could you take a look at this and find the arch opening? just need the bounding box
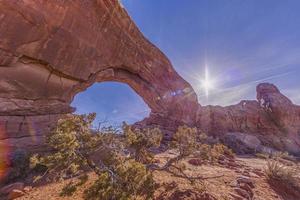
[71,81,151,127]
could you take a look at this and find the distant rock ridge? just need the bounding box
[139,83,300,155]
[0,0,299,162]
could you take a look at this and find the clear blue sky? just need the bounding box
[72,0,300,126]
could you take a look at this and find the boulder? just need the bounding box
[223,132,261,154]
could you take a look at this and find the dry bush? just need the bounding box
[265,160,300,198]
[195,143,234,164]
[172,125,199,157]
[256,151,296,163]
[271,151,297,162]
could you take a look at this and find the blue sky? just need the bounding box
[72,0,300,125]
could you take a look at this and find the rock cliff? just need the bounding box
[0,0,197,152]
[198,83,300,154]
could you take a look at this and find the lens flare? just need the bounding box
[201,66,215,97]
[26,118,38,143]
[0,122,10,182]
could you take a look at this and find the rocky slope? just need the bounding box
[139,83,300,155]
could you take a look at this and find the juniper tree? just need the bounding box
[31,113,159,200]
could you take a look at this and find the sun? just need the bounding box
[201,67,214,97]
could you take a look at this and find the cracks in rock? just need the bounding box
[17,116,25,136]
[19,55,85,82]
[3,53,165,115]
[0,134,44,141]
[4,2,36,26]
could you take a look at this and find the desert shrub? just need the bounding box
[30,113,101,181]
[271,151,296,162]
[60,182,77,197]
[172,125,199,157]
[123,123,162,164]
[31,113,158,200]
[256,151,295,162]
[84,159,156,200]
[211,144,234,159]
[6,149,30,182]
[265,160,300,197]
[171,126,234,160]
[196,144,211,160]
[195,143,234,164]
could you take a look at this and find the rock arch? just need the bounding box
[1,0,300,155]
[0,0,199,148]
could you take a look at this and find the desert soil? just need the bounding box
[17,151,299,200]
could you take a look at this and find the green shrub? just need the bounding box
[84,159,156,200]
[172,125,199,157]
[195,143,234,163]
[60,182,77,197]
[123,123,162,164]
[32,113,158,199]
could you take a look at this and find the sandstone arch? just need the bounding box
[1,0,300,156]
[0,0,198,122]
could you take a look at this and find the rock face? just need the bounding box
[0,0,198,154]
[198,83,300,154]
[0,0,299,163]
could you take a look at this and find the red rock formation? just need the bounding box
[197,83,300,154]
[0,0,198,152]
[0,0,299,158]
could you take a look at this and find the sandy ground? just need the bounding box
[16,152,300,200]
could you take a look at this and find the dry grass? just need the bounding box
[264,160,300,199]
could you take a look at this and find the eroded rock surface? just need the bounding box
[0,0,299,162]
[0,0,198,157]
[198,83,300,154]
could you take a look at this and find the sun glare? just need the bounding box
[201,67,214,97]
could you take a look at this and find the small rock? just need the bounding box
[252,169,264,177]
[229,192,245,200]
[239,183,253,198]
[227,162,240,168]
[188,158,203,166]
[234,188,250,199]
[242,171,250,176]
[218,160,226,165]
[237,176,254,188]
[23,186,32,193]
[0,182,24,195]
[229,180,238,187]
[219,155,226,161]
[8,189,25,200]
[248,172,260,178]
